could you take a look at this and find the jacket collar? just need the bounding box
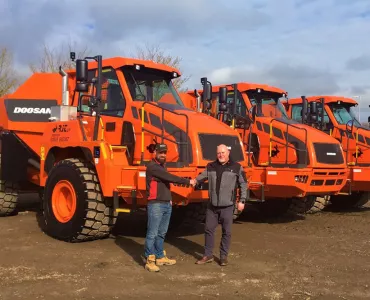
[211,159,233,167]
[153,158,165,167]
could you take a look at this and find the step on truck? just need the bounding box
[183,80,349,216]
[0,53,248,242]
[283,95,370,210]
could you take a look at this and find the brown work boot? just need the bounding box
[220,257,228,266]
[195,255,214,264]
[145,255,160,272]
[156,250,176,266]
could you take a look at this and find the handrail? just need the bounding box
[100,118,105,140]
[140,101,190,166]
[269,118,308,167]
[340,126,370,165]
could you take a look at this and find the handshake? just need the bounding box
[189,178,197,187]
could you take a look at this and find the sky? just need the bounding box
[1,0,370,121]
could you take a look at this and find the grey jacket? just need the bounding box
[196,160,247,207]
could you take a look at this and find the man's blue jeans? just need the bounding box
[144,201,172,259]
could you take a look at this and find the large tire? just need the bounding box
[288,196,330,214]
[0,180,19,217]
[329,192,370,210]
[254,198,293,218]
[0,153,19,217]
[170,202,208,230]
[41,158,117,242]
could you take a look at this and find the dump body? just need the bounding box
[284,95,370,194]
[183,83,349,201]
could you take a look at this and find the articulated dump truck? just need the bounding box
[0,53,248,242]
[283,95,370,211]
[182,79,349,216]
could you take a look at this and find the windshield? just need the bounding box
[328,103,361,127]
[245,90,288,119]
[121,66,184,106]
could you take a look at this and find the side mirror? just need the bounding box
[218,87,228,112]
[346,119,354,133]
[310,102,317,115]
[200,77,212,113]
[76,59,88,82]
[310,102,318,122]
[201,77,212,101]
[218,87,227,103]
[204,83,212,101]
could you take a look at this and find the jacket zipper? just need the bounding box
[217,172,224,207]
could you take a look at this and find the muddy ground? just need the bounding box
[1,195,370,300]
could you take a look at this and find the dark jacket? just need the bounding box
[196,159,247,207]
[146,159,190,202]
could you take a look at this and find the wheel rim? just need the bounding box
[51,180,77,223]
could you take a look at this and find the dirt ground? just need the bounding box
[1,195,370,300]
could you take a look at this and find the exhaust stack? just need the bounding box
[59,67,69,106]
[49,66,77,122]
[194,89,201,112]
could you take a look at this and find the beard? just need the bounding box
[156,156,166,164]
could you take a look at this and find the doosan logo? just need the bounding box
[13,107,51,114]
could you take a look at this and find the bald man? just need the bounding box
[193,144,247,266]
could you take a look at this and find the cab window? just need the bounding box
[291,103,331,126]
[79,68,126,117]
[211,90,246,116]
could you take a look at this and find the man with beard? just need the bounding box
[144,143,195,272]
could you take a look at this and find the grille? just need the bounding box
[313,143,344,164]
[198,133,244,162]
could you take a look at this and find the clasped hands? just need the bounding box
[189,178,197,187]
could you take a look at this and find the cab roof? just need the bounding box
[66,56,181,75]
[211,82,287,94]
[287,95,358,105]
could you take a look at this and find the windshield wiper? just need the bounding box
[129,72,146,100]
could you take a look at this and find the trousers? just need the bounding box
[204,204,234,259]
[144,201,172,259]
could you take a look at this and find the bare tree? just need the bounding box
[133,43,191,91]
[29,41,91,73]
[0,47,20,97]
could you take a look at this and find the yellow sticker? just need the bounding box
[40,146,45,161]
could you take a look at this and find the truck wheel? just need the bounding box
[354,192,370,207]
[0,180,19,217]
[169,202,207,230]
[255,198,292,218]
[0,153,19,217]
[182,202,208,225]
[288,196,330,214]
[329,192,370,210]
[42,158,117,242]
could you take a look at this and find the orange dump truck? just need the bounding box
[0,54,248,241]
[182,79,349,215]
[283,95,370,210]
